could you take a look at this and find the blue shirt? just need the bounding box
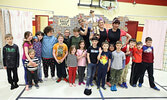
[98,51,111,69]
[42,35,58,58]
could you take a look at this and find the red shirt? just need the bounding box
[132,47,142,63]
[121,45,133,65]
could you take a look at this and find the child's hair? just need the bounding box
[28,49,35,54]
[98,17,105,24]
[129,38,136,43]
[112,17,120,24]
[35,31,44,37]
[91,36,99,41]
[78,40,86,50]
[23,31,32,46]
[137,41,143,45]
[64,29,70,33]
[145,37,152,42]
[116,41,122,45]
[57,34,64,39]
[78,18,84,24]
[102,41,109,47]
[69,45,76,54]
[73,27,80,32]
[5,34,13,39]
[43,26,54,35]
[109,43,114,47]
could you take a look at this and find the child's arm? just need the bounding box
[66,55,70,70]
[97,47,102,60]
[2,47,7,69]
[87,53,91,64]
[107,59,111,72]
[16,45,20,67]
[80,21,88,36]
[122,53,126,68]
[24,46,35,65]
[52,47,59,63]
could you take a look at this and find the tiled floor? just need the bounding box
[0,66,167,100]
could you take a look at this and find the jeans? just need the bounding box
[22,59,28,85]
[86,63,97,87]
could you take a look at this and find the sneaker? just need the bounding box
[14,83,19,88]
[152,86,160,91]
[63,78,68,82]
[113,84,117,91]
[39,79,43,83]
[106,82,111,87]
[118,83,124,88]
[35,84,39,89]
[11,85,15,90]
[138,83,142,87]
[82,82,85,85]
[73,83,76,87]
[123,82,128,88]
[90,83,94,87]
[44,77,48,81]
[110,86,114,91]
[28,85,32,89]
[78,82,81,85]
[52,76,56,80]
[132,84,136,87]
[102,86,106,90]
[56,78,61,83]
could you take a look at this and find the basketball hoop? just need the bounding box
[100,0,118,15]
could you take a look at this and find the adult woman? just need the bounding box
[108,18,131,46]
[79,19,91,49]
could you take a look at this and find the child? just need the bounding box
[130,41,143,87]
[42,26,58,81]
[53,34,68,83]
[97,41,111,90]
[140,37,160,91]
[106,43,115,87]
[68,27,83,49]
[86,37,99,88]
[63,29,70,46]
[3,34,19,90]
[24,49,39,89]
[76,40,87,85]
[67,45,78,87]
[119,39,136,88]
[22,31,33,91]
[33,31,44,83]
[110,41,125,91]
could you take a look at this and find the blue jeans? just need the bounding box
[86,63,97,87]
[22,59,28,85]
[37,57,42,80]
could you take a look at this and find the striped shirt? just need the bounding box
[24,57,39,71]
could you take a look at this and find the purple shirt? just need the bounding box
[33,41,42,58]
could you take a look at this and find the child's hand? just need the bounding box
[107,67,110,72]
[126,51,130,55]
[34,63,38,67]
[67,67,69,70]
[99,47,102,53]
[4,66,7,69]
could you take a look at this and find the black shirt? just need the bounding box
[3,44,20,68]
[63,36,69,47]
[98,28,107,47]
[80,27,91,49]
[87,46,99,64]
[108,28,121,45]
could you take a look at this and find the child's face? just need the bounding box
[109,45,115,51]
[145,41,152,47]
[64,30,70,37]
[58,36,64,43]
[102,44,109,51]
[137,44,143,50]
[98,20,104,28]
[79,20,84,26]
[47,30,53,36]
[112,23,119,30]
[73,31,79,37]
[6,37,13,45]
[80,42,85,49]
[129,41,136,48]
[116,44,122,50]
[29,52,35,59]
[71,48,76,54]
[37,34,43,41]
[92,40,98,46]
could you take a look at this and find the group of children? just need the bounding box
[3,25,160,92]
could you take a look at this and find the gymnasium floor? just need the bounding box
[0,66,167,100]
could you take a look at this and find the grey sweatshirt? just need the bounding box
[67,54,78,67]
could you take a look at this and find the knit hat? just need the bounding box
[84,88,92,96]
